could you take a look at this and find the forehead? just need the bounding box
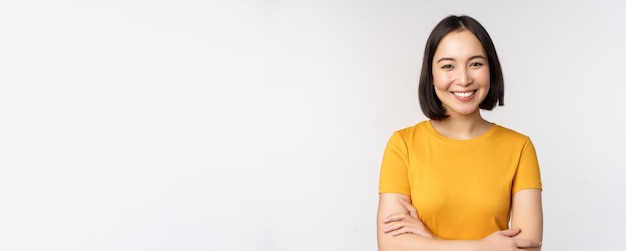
[434,29,486,58]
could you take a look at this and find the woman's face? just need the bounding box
[432,29,490,118]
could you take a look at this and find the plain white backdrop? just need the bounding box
[1,1,625,250]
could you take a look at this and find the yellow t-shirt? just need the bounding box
[379,121,542,240]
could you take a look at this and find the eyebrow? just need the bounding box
[436,55,487,63]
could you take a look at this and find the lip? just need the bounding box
[451,90,476,100]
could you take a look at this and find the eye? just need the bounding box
[441,64,453,69]
[470,62,484,67]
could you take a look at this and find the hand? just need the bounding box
[479,228,542,251]
[381,199,436,238]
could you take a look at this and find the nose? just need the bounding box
[457,68,472,86]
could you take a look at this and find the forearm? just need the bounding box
[378,193,478,251]
[511,189,543,251]
[516,244,540,251]
[510,217,542,251]
[512,235,541,251]
[378,233,479,251]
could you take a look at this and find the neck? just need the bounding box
[430,112,492,140]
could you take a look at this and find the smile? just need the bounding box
[453,91,476,98]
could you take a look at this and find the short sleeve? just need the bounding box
[512,138,543,193]
[378,132,410,195]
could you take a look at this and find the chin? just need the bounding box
[450,108,480,116]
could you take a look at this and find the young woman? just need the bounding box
[376,15,543,251]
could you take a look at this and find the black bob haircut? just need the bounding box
[418,15,504,120]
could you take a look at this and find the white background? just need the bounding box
[1,1,624,250]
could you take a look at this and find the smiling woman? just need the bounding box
[432,30,491,119]
[376,15,543,251]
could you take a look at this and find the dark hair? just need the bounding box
[418,15,504,120]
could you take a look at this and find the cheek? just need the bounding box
[478,69,490,85]
[432,71,451,88]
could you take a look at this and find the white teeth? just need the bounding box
[454,91,474,98]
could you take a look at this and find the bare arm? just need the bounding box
[377,193,479,251]
[377,193,541,251]
[510,189,543,251]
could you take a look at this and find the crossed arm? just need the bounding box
[376,189,543,251]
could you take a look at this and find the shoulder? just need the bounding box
[491,124,537,151]
[393,120,430,137]
[385,121,432,149]
[493,124,532,141]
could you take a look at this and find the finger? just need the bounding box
[514,239,542,248]
[382,214,408,223]
[499,228,521,237]
[391,227,433,238]
[390,227,413,236]
[390,230,406,236]
[383,222,405,233]
[400,199,418,219]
